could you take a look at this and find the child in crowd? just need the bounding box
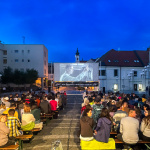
[6,109,21,138]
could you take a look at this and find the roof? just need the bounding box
[95,49,149,67]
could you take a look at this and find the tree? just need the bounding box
[1,67,13,84]
[26,69,38,86]
[13,69,26,85]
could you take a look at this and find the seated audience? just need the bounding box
[31,105,43,130]
[0,114,15,148]
[117,109,139,144]
[94,108,112,143]
[140,110,150,141]
[6,109,21,137]
[0,104,6,115]
[122,101,130,114]
[3,104,18,119]
[40,96,51,114]
[80,109,95,141]
[113,101,128,132]
[92,97,103,123]
[21,105,35,131]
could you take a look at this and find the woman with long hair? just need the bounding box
[140,110,150,141]
[94,108,112,143]
[80,108,95,141]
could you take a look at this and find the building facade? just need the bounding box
[0,44,48,89]
[96,49,150,95]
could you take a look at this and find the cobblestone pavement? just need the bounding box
[23,94,82,150]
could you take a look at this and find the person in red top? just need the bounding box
[49,96,57,111]
[49,95,58,119]
[64,91,67,96]
[35,96,40,108]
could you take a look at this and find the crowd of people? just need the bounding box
[0,90,67,148]
[80,91,150,149]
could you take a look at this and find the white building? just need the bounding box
[95,49,150,95]
[0,43,48,89]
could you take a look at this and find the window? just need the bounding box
[134,84,137,91]
[134,71,137,77]
[3,50,7,55]
[22,50,24,53]
[101,70,106,76]
[114,69,118,77]
[27,50,30,53]
[50,75,53,78]
[44,61,46,65]
[22,59,24,62]
[113,60,119,62]
[3,59,7,64]
[114,84,118,90]
[14,50,18,53]
[108,60,111,62]
[45,69,46,74]
[124,60,129,62]
[139,84,142,91]
[15,59,19,62]
[28,59,30,62]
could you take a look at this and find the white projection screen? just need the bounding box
[54,63,98,82]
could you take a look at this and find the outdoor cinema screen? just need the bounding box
[54,63,98,82]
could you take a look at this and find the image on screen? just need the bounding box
[54,63,98,82]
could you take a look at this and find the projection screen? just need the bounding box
[54,63,98,82]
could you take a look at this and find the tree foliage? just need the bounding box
[1,67,13,84]
[1,67,38,85]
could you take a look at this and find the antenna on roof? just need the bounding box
[22,36,25,44]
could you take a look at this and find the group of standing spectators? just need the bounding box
[0,90,67,148]
[80,91,150,149]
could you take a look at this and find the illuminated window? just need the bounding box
[114,84,118,90]
[139,84,142,91]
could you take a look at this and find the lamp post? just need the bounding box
[141,68,147,95]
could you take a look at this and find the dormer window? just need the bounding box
[124,60,129,62]
[113,60,119,62]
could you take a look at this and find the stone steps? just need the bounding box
[23,95,82,150]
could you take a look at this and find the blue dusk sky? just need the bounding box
[0,0,150,63]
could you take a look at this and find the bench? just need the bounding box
[40,113,53,125]
[110,131,117,135]
[22,128,40,137]
[0,145,19,150]
[16,134,33,150]
[115,139,150,149]
[115,138,150,144]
